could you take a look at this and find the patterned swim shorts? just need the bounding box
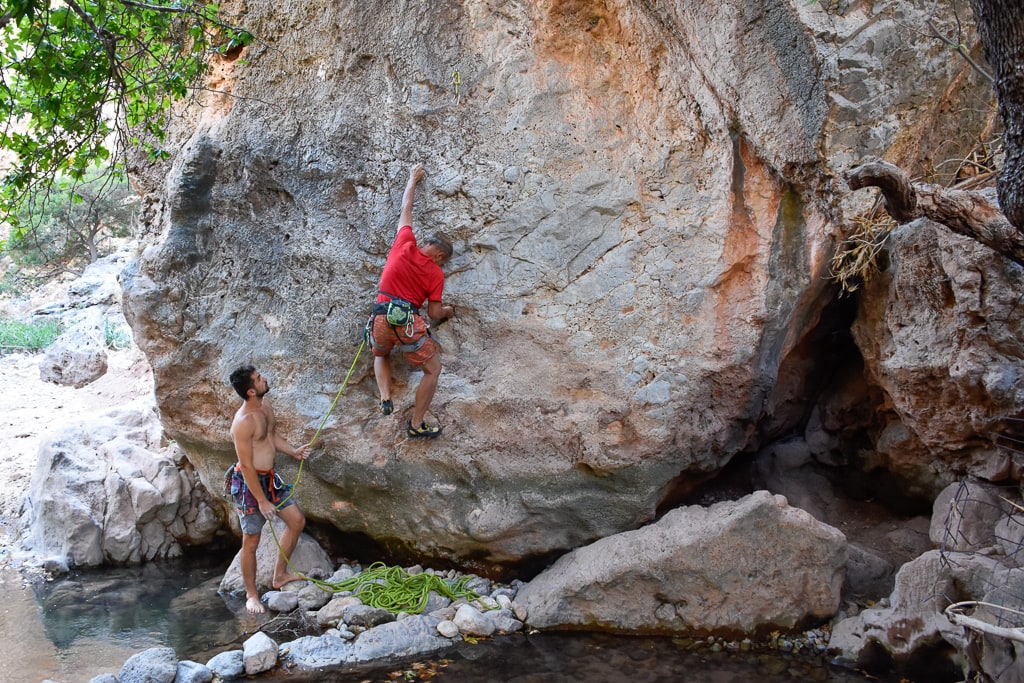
[228,467,296,535]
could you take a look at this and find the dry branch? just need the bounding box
[946,601,1024,644]
[846,161,1024,267]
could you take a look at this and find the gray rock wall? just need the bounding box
[121,0,1005,569]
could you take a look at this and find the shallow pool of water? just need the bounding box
[0,552,248,683]
[0,557,889,683]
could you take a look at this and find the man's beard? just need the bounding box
[257,384,270,398]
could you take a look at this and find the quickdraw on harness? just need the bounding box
[366,289,429,354]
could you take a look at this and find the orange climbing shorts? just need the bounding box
[368,313,436,367]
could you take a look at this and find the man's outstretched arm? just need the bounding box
[398,163,425,230]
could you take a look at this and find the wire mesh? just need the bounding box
[939,465,1024,635]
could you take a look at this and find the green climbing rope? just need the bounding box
[309,561,483,614]
[273,338,365,510]
[261,341,486,615]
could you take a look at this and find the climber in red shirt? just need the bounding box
[368,164,454,438]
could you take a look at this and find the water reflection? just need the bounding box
[263,632,883,683]
[36,555,245,659]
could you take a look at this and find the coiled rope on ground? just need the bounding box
[310,561,482,614]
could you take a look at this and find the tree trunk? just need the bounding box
[847,161,1024,266]
[969,0,1024,230]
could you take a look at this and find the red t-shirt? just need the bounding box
[377,226,444,308]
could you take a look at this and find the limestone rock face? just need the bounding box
[516,491,846,634]
[121,0,1004,567]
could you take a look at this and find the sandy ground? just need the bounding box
[0,345,154,551]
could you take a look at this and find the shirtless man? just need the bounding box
[228,365,309,614]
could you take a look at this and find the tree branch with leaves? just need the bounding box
[0,0,250,240]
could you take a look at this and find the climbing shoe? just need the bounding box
[380,399,393,416]
[407,421,442,438]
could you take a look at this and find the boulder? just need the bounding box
[349,615,452,662]
[217,518,333,595]
[243,631,278,675]
[205,650,244,680]
[278,633,353,670]
[174,661,213,683]
[452,603,494,637]
[517,491,846,634]
[118,647,177,683]
[342,604,396,629]
[119,0,1006,569]
[38,307,108,388]
[829,550,984,679]
[317,595,363,628]
[18,401,223,567]
[929,480,1004,552]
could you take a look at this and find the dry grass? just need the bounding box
[830,208,897,294]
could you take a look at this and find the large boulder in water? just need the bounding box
[517,491,847,634]
[17,401,224,568]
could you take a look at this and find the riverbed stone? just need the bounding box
[343,603,396,629]
[174,661,213,683]
[119,646,177,683]
[316,595,362,628]
[422,590,451,613]
[207,650,244,679]
[264,590,299,612]
[453,604,495,637]
[436,620,460,638]
[296,581,332,610]
[486,609,523,634]
[279,633,353,669]
[349,615,451,662]
[243,631,279,675]
[327,565,356,583]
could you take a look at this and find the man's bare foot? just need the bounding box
[272,571,304,589]
[246,596,265,614]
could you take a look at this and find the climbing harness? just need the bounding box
[367,290,427,354]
